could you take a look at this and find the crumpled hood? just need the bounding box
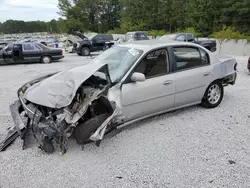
[24,63,107,109]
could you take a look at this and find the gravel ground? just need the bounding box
[0,54,249,188]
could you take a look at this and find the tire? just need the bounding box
[103,45,109,51]
[201,81,224,108]
[41,56,51,64]
[81,46,91,56]
[73,113,110,145]
[40,137,55,154]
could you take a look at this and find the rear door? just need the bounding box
[22,43,42,63]
[121,48,175,121]
[12,44,24,63]
[170,46,213,107]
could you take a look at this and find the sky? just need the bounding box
[0,0,60,22]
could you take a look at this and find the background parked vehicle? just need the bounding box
[74,32,115,56]
[0,42,64,65]
[124,31,149,42]
[159,33,217,52]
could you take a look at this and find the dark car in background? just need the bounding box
[124,31,149,42]
[0,42,64,65]
[74,32,115,56]
[159,33,217,52]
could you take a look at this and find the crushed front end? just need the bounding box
[0,64,120,154]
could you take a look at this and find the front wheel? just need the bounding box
[201,81,224,108]
[73,113,110,145]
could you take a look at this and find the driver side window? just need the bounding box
[134,49,169,78]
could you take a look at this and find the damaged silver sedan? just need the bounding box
[0,40,237,154]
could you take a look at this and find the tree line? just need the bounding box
[58,0,250,36]
[0,19,67,34]
[1,0,250,37]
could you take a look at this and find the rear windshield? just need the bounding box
[103,35,113,40]
[36,43,51,50]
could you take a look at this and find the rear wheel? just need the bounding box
[73,113,110,145]
[201,81,224,108]
[41,56,51,64]
[81,47,91,56]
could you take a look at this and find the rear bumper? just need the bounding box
[224,72,237,85]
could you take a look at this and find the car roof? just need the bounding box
[118,39,202,51]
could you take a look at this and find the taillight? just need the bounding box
[234,63,238,71]
[248,57,250,71]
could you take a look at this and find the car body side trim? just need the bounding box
[118,101,201,129]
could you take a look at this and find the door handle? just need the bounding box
[163,80,172,85]
[203,72,211,76]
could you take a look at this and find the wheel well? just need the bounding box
[81,45,90,49]
[202,79,222,100]
[82,96,113,121]
[41,55,52,59]
[40,55,52,62]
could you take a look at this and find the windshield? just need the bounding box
[159,34,176,41]
[125,34,134,42]
[91,46,143,83]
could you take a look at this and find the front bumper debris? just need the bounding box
[0,100,27,151]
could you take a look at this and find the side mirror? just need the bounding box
[131,72,146,82]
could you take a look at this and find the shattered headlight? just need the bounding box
[21,84,31,93]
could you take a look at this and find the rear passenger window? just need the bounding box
[23,43,35,51]
[173,47,208,71]
[200,49,209,65]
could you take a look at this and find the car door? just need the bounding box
[22,43,42,63]
[170,46,213,107]
[121,49,175,121]
[12,44,24,63]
